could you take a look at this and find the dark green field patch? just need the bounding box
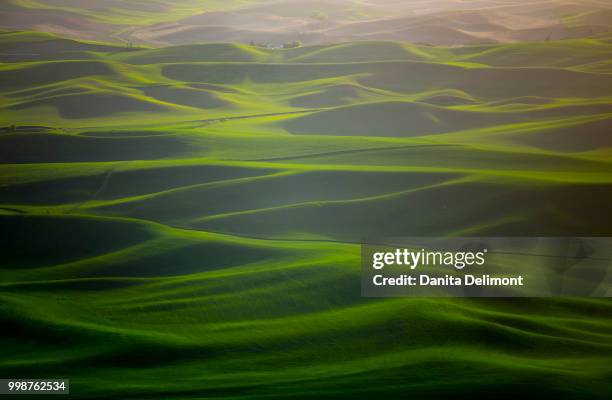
[0,132,196,163]
[0,214,155,269]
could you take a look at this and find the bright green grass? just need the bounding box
[2,213,612,398]
[1,34,612,399]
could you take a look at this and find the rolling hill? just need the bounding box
[1,26,612,400]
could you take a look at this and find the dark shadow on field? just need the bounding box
[96,171,457,223]
[82,240,286,278]
[283,101,612,137]
[197,182,612,239]
[0,61,113,90]
[9,92,169,119]
[0,174,106,205]
[0,165,275,205]
[0,132,192,163]
[515,118,612,152]
[0,214,154,269]
[100,165,276,200]
[0,214,288,278]
[142,85,231,110]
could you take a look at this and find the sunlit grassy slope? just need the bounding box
[1,32,612,399]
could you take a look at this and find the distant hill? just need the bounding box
[1,0,611,46]
[1,31,611,129]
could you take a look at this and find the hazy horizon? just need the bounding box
[1,0,611,46]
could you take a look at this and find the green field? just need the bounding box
[1,29,612,398]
